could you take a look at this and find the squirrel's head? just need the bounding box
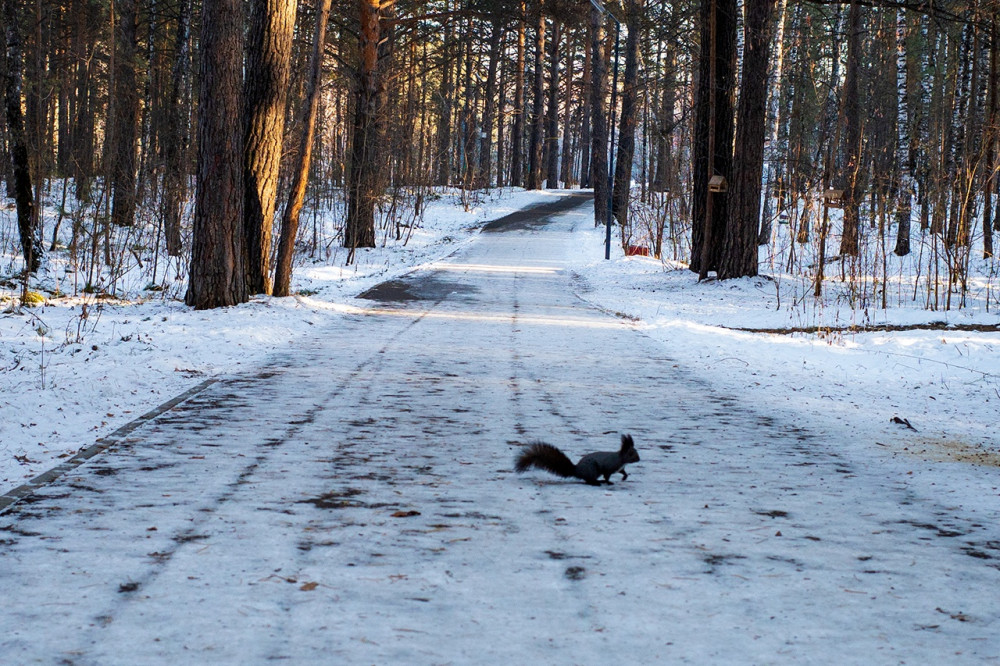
[620,434,640,463]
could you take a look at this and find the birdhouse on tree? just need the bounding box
[709,175,728,193]
[824,189,845,208]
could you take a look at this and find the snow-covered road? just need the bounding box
[2,196,998,663]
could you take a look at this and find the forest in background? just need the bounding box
[1,0,998,310]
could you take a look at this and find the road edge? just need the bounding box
[0,378,218,515]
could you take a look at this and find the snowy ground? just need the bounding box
[1,189,547,492]
[1,189,999,663]
[3,188,998,494]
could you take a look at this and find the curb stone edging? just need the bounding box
[0,378,218,515]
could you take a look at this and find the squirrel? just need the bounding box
[514,434,639,486]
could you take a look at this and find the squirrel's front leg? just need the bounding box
[620,470,628,481]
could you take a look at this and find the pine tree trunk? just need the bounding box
[719,0,776,279]
[344,0,382,252]
[70,0,96,203]
[589,5,609,226]
[757,0,788,244]
[273,0,331,297]
[653,45,675,193]
[460,20,476,188]
[579,19,592,188]
[435,8,453,186]
[611,0,642,229]
[478,19,504,189]
[2,0,42,273]
[243,0,297,294]
[955,15,979,250]
[839,0,863,256]
[691,0,737,276]
[983,13,997,257]
[496,45,507,188]
[160,0,191,257]
[510,4,526,187]
[186,0,247,309]
[559,30,576,189]
[544,20,561,189]
[527,9,546,190]
[110,0,139,228]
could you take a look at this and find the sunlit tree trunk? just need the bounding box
[344,0,384,252]
[242,0,297,294]
[273,0,331,297]
[185,0,247,309]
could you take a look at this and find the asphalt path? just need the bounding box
[1,193,998,663]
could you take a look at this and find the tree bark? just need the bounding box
[690,0,737,275]
[757,0,788,244]
[161,0,192,257]
[344,0,383,252]
[893,7,913,257]
[589,5,609,226]
[109,0,139,228]
[839,0,862,256]
[435,7,453,186]
[718,0,775,279]
[579,18,592,188]
[70,0,97,203]
[510,3,526,187]
[2,0,41,273]
[652,44,675,193]
[544,19,560,189]
[242,0,297,294]
[983,12,998,257]
[273,0,331,297]
[478,18,504,189]
[559,28,576,189]
[527,7,545,190]
[459,17,476,187]
[185,0,247,309]
[611,0,642,229]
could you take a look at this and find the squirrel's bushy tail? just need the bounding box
[515,442,578,479]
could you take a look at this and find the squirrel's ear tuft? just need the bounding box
[621,434,634,450]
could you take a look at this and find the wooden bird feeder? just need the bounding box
[708,175,728,193]
[824,188,845,208]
